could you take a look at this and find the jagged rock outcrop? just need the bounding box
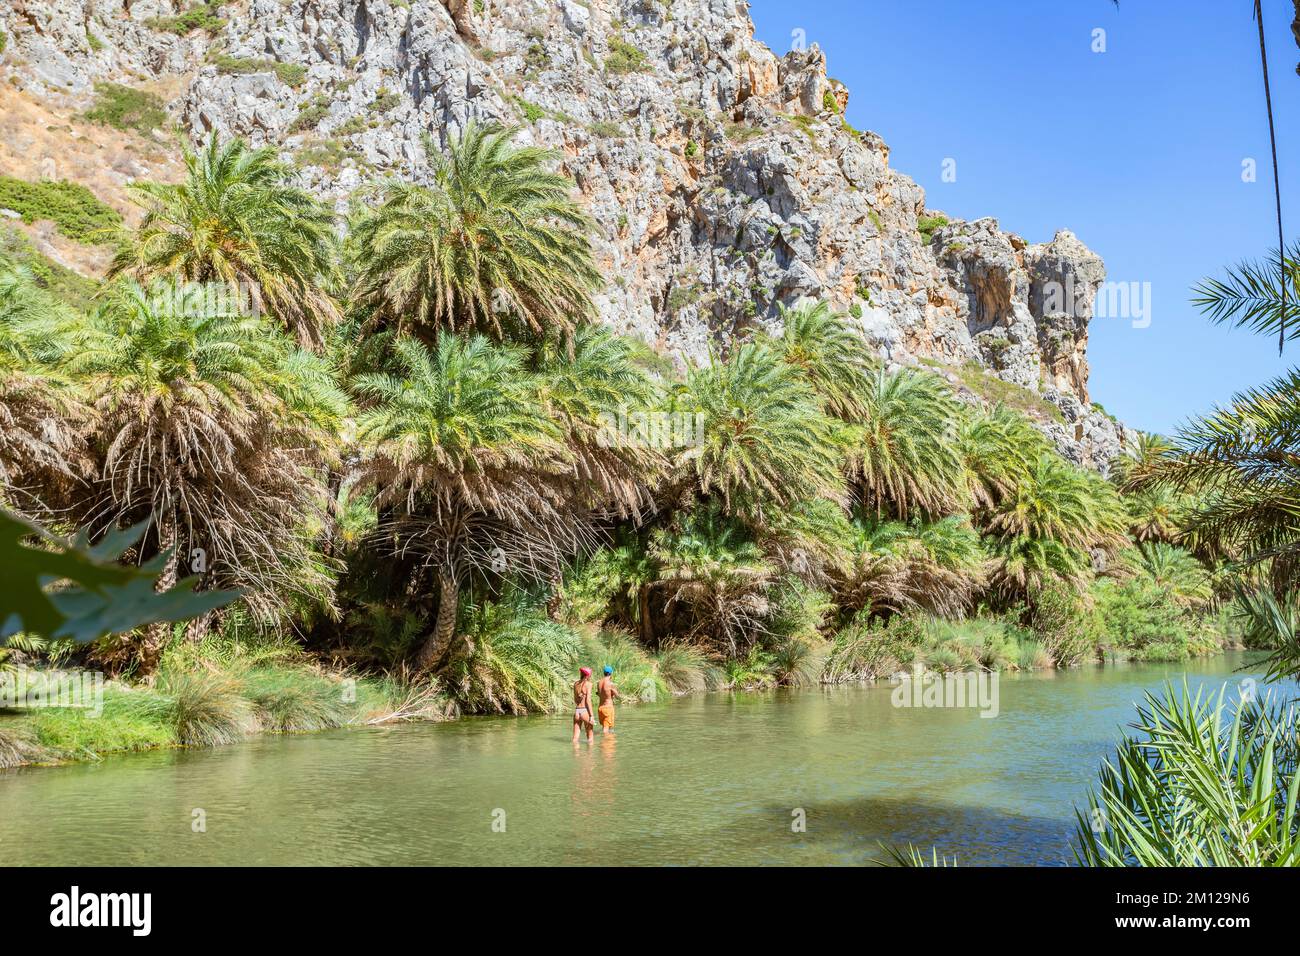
[0,0,1128,469]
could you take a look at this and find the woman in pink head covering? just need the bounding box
[572,667,595,744]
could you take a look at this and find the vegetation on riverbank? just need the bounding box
[0,630,450,768]
[0,126,1281,774]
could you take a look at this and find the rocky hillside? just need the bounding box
[0,0,1127,469]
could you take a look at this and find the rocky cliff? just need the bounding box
[0,0,1127,469]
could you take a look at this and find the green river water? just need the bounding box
[1,652,1290,866]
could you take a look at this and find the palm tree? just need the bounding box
[349,123,600,343]
[765,300,875,419]
[989,453,1123,551]
[987,452,1125,597]
[1110,431,1175,487]
[68,279,345,663]
[650,505,775,656]
[1119,542,1213,609]
[844,367,966,519]
[677,343,847,521]
[957,403,1049,511]
[836,514,987,618]
[1130,368,1300,591]
[353,333,586,670]
[535,325,665,518]
[0,262,88,506]
[1121,485,1185,543]
[111,136,341,350]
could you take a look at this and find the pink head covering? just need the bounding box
[579,667,592,678]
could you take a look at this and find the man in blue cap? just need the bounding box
[596,665,619,734]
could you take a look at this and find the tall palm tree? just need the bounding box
[677,343,847,521]
[349,124,601,343]
[0,262,88,505]
[844,367,966,519]
[989,452,1123,551]
[68,279,345,663]
[765,300,875,420]
[353,333,585,670]
[111,136,341,351]
[1119,542,1213,609]
[836,514,987,618]
[650,505,775,656]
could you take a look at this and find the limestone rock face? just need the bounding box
[0,0,1127,468]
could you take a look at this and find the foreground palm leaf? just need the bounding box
[1192,241,1299,347]
[0,510,236,643]
[1074,682,1300,866]
[1233,585,1300,684]
[1129,368,1300,589]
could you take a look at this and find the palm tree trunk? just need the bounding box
[639,584,654,646]
[139,519,181,673]
[414,572,459,670]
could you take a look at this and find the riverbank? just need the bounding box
[1,605,1238,770]
[0,639,454,770]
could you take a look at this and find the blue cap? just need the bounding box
[603,665,613,675]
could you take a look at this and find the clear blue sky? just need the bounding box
[747,0,1298,435]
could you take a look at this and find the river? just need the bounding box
[1,652,1290,866]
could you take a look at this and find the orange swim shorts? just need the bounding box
[598,704,615,729]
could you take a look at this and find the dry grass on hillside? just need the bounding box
[0,84,184,278]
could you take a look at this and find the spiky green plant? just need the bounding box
[155,666,257,747]
[445,596,582,715]
[350,123,600,342]
[876,843,959,867]
[652,641,718,693]
[1074,682,1300,866]
[239,667,352,732]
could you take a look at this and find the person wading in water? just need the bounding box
[572,667,595,744]
[597,665,619,735]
